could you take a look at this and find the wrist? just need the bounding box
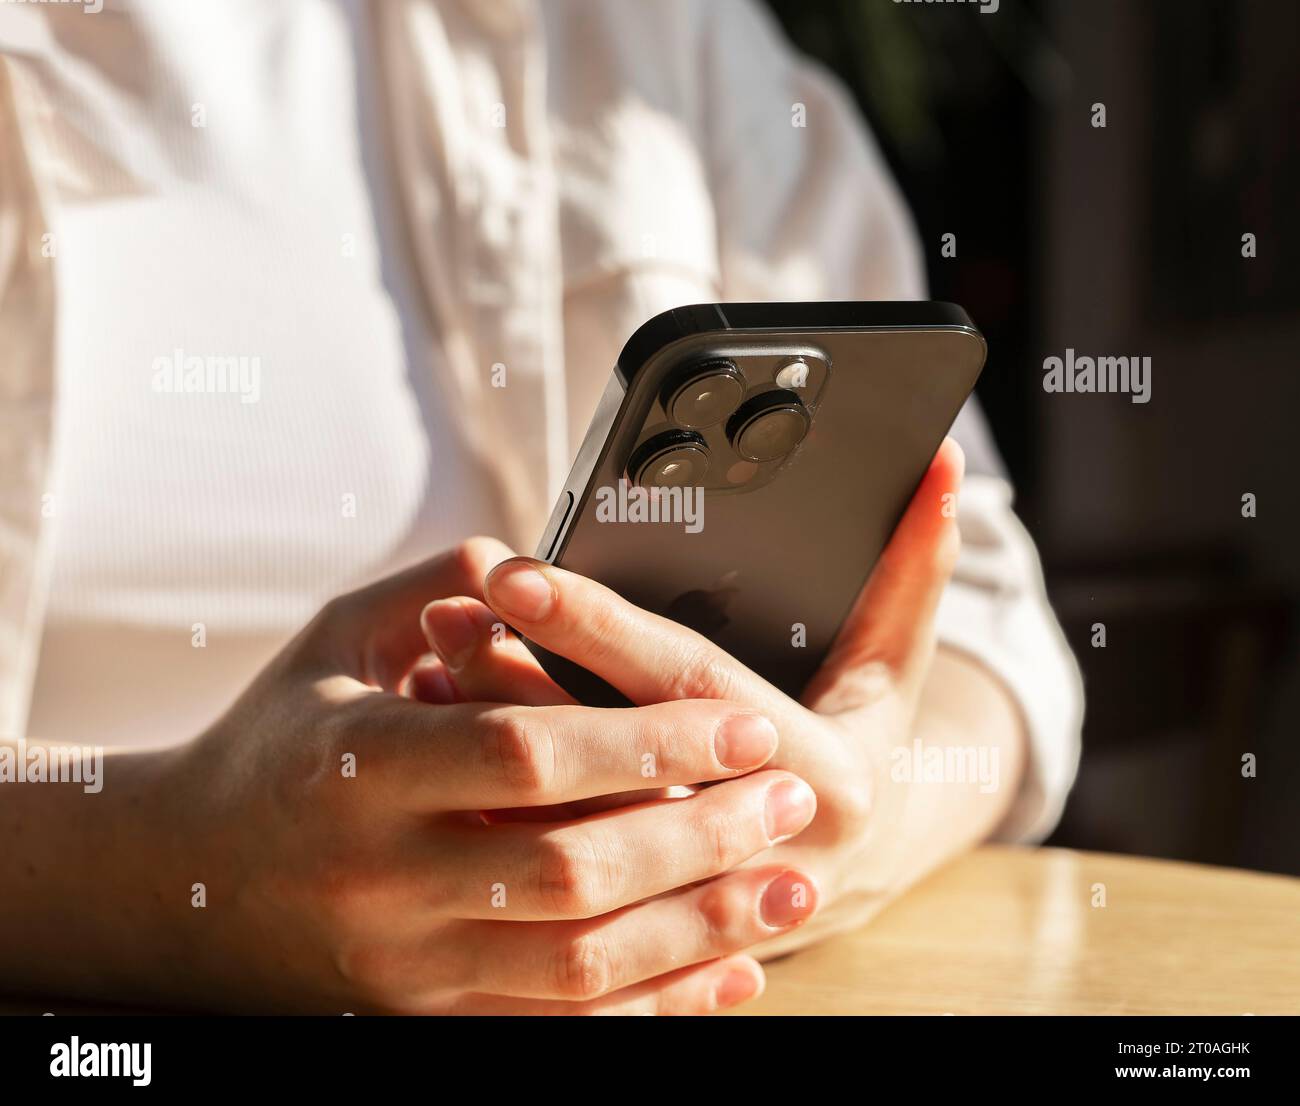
[0,740,198,1005]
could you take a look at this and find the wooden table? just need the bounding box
[727,845,1300,1015]
[4,846,1296,1016]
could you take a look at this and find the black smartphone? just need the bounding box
[530,301,986,706]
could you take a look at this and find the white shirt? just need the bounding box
[0,0,1082,840]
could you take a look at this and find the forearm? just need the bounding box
[0,741,194,1004]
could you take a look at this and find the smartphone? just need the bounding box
[530,301,986,706]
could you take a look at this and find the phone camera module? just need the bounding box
[727,389,810,463]
[663,359,745,429]
[629,429,709,488]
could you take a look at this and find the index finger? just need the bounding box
[482,556,778,712]
[320,535,514,690]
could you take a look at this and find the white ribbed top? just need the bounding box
[32,1,503,744]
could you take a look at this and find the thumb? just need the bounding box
[803,438,964,714]
[318,535,516,691]
[417,594,574,706]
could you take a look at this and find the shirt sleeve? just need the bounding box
[703,0,1083,842]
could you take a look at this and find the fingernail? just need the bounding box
[487,562,554,622]
[714,714,778,770]
[423,600,479,672]
[713,968,759,1009]
[764,779,816,844]
[760,870,818,928]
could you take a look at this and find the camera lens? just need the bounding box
[726,389,810,463]
[628,429,709,488]
[663,359,745,429]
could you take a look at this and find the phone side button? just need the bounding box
[541,491,575,561]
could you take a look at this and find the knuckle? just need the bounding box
[537,833,608,918]
[482,709,556,800]
[575,596,627,665]
[310,700,382,804]
[333,939,443,1008]
[695,880,750,944]
[633,710,685,779]
[696,807,748,872]
[312,862,379,937]
[665,644,734,702]
[821,773,873,842]
[273,726,342,812]
[333,938,393,995]
[551,933,615,1001]
[451,537,494,591]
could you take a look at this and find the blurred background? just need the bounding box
[765,0,1300,874]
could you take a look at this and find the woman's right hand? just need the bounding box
[162,538,819,1013]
